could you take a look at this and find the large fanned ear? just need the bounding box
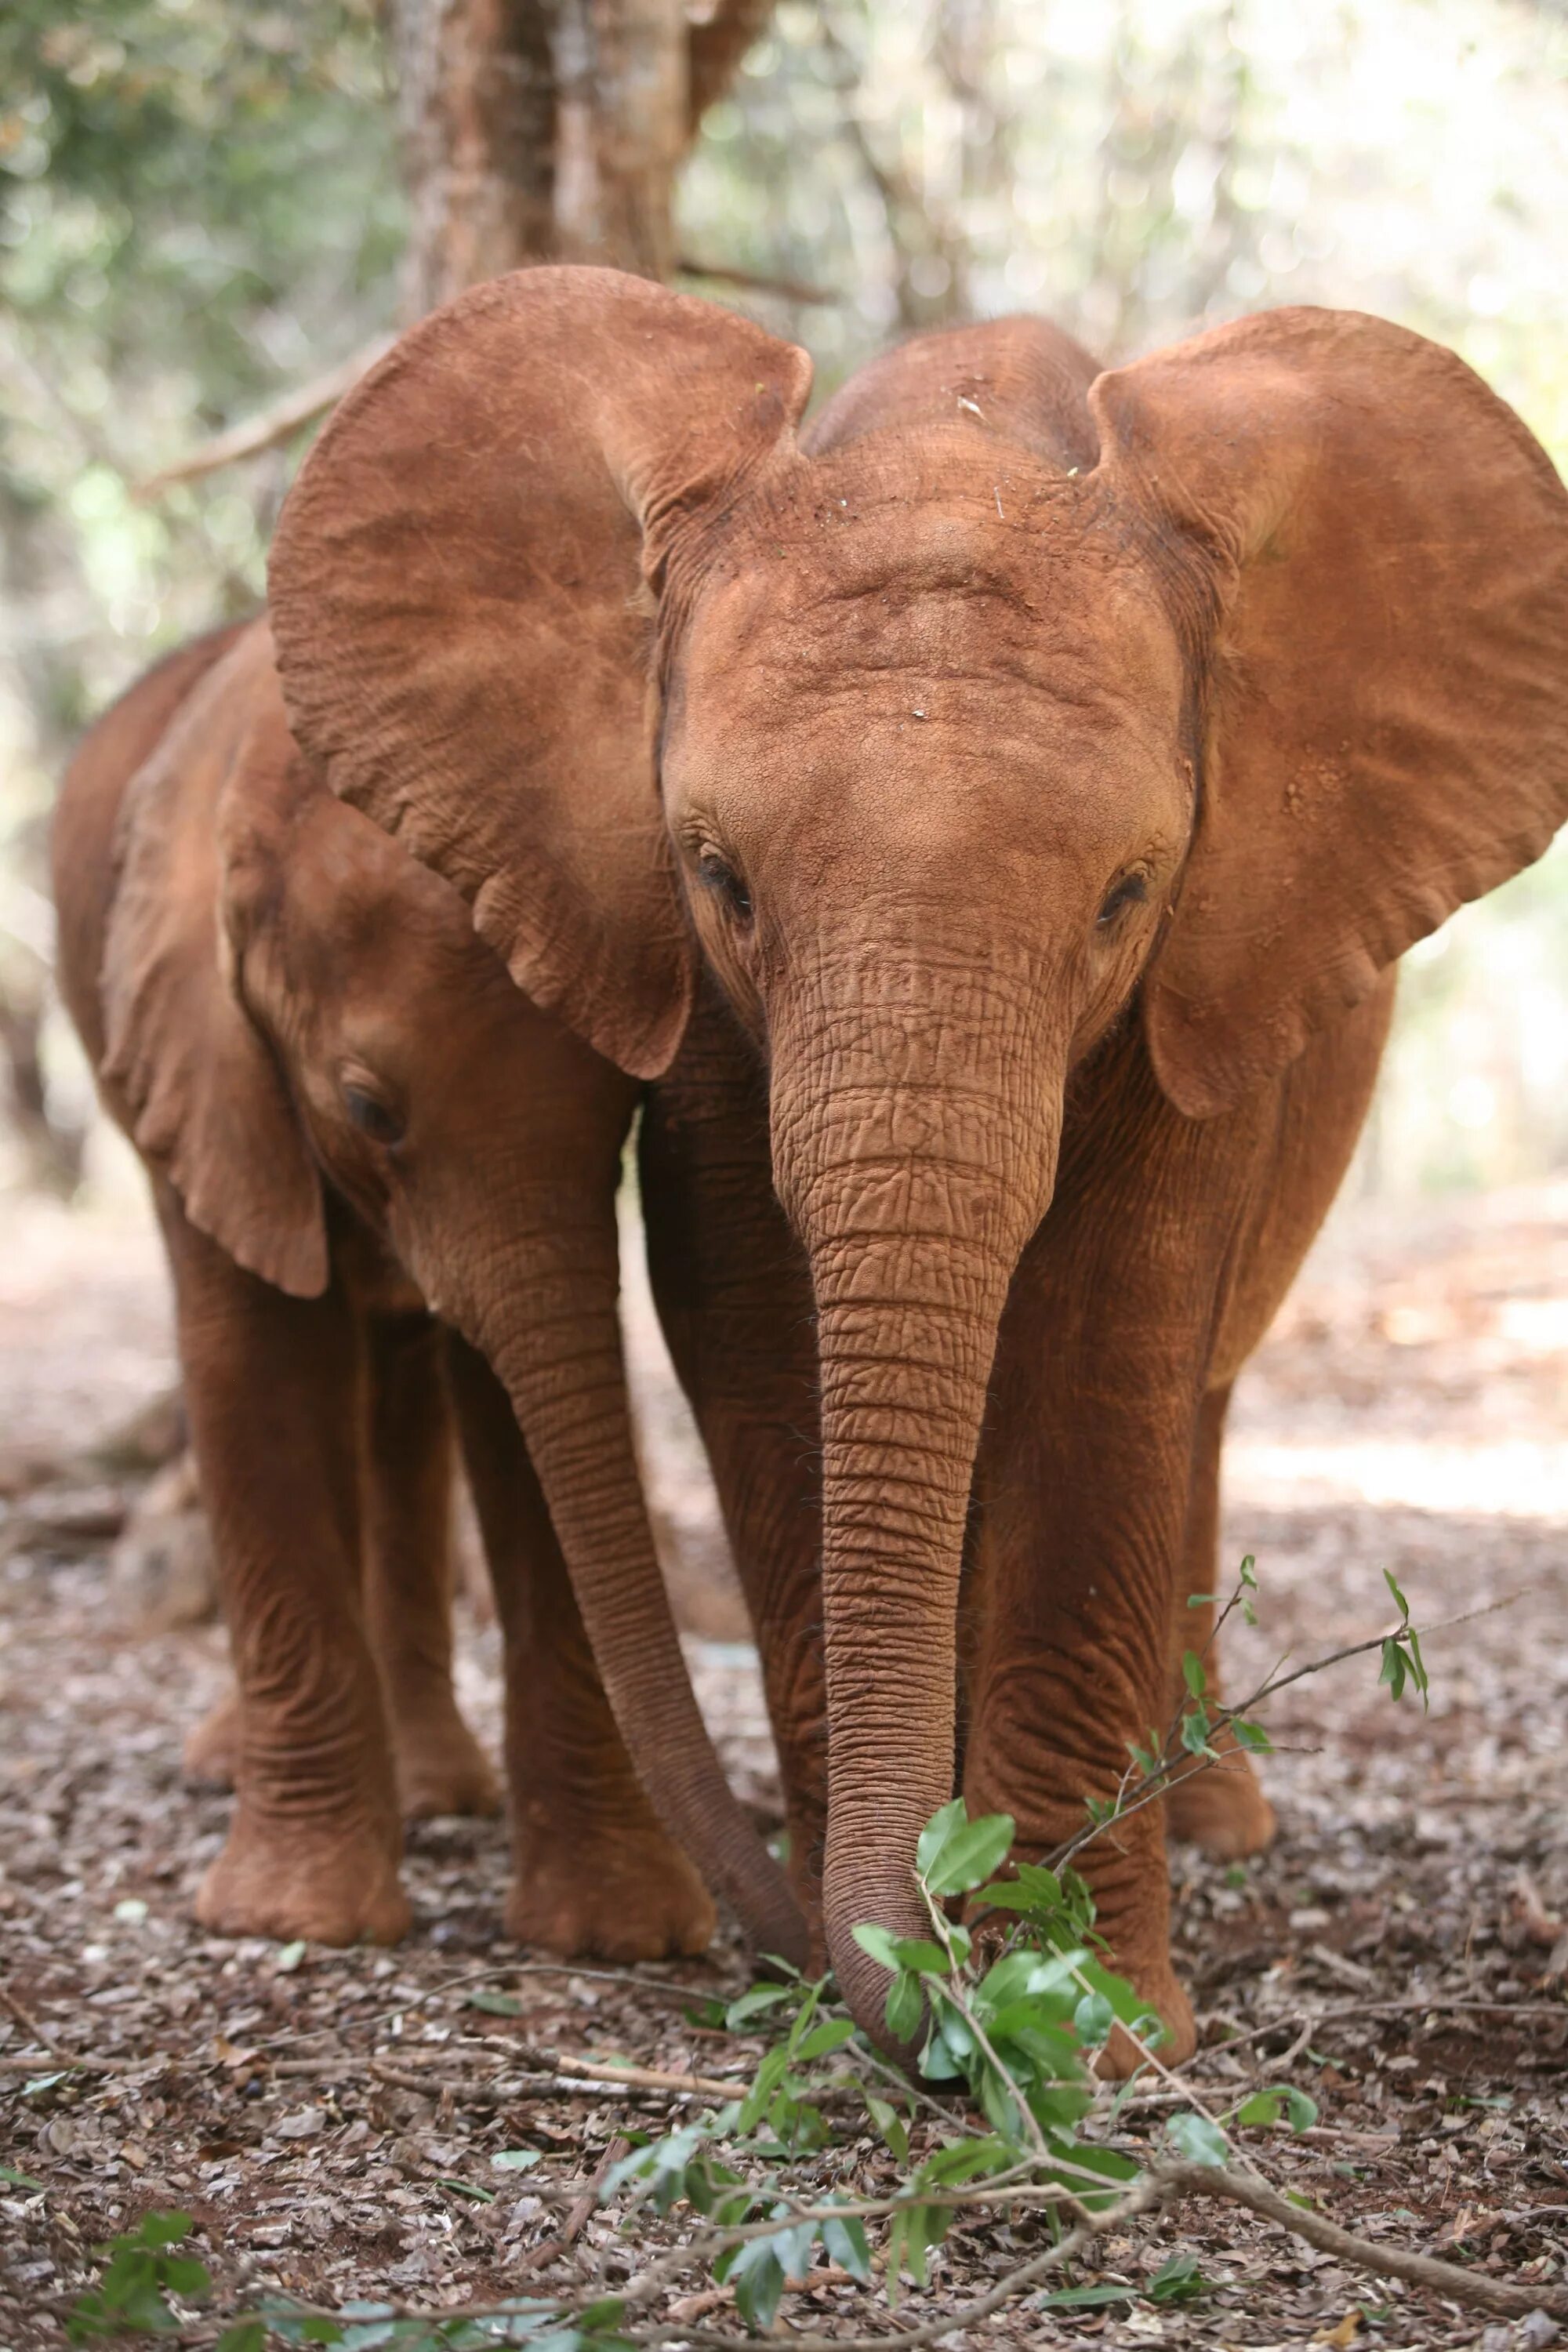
[100,625,328,1297]
[267,265,812,1079]
[1091,308,1568,1120]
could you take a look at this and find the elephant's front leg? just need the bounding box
[641,986,828,1939]
[1162,1381,1276,1860]
[962,1072,1272,2063]
[160,1190,407,1945]
[444,1333,713,1961]
[362,1308,499,1820]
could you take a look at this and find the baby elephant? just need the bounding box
[53,619,803,1965]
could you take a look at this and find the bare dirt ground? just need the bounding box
[1,1172,1566,2350]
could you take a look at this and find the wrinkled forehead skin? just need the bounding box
[661,426,1197,890]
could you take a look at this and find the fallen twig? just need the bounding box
[0,1981,118,2074]
[558,2053,743,2097]
[1167,2158,1568,2319]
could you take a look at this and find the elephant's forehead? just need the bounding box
[681,486,1181,742]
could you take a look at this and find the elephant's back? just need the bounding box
[52,619,256,1071]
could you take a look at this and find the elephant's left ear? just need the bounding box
[1091,307,1568,1120]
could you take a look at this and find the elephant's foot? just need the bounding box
[195,1803,409,1947]
[506,1820,715,1962]
[1165,1751,1276,1860]
[392,1704,503,1821]
[183,1687,242,1790]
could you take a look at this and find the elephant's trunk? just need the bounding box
[770,942,1062,2045]
[460,1219,809,1970]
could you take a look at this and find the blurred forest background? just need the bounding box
[3,0,1568,1214]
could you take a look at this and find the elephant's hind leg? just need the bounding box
[1163,1382,1277,1860]
[162,1190,408,1946]
[363,1310,499,1820]
[445,1333,714,1962]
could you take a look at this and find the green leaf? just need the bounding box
[820,2214,871,2283]
[274,1940,307,1973]
[215,2325,268,2352]
[884,1969,923,2045]
[725,2234,786,2333]
[913,1797,968,1876]
[437,2179,495,2202]
[1231,1717,1272,1754]
[854,1928,949,1978]
[1185,1592,1221,1609]
[161,2256,212,2296]
[794,2017,856,2063]
[136,2214,194,2249]
[916,2015,966,2081]
[849,1923,901,1973]
[1036,2283,1136,2308]
[574,2297,626,2331]
[491,2149,543,2172]
[917,2135,1012,2187]
[463,1990,523,2016]
[1149,2249,1210,2303]
[1239,1555,1258,1588]
[724,1984,796,2031]
[916,1805,1016,1900]
[863,2093,909,2164]
[0,2164,43,2189]
[1181,1649,1207,1700]
[1236,2089,1283,2127]
[1072,1991,1114,2047]
[1379,1636,1408,1701]
[1179,1706,1215,1757]
[1406,1624,1430,1711]
[1382,1566,1410,1621]
[1164,2111,1229,2166]
[1281,2085,1320,2132]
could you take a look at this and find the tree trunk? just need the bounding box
[394,0,562,314]
[393,0,770,308]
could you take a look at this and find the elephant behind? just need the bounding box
[51,617,804,1965]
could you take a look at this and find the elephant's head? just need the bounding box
[101,619,634,1316]
[269,269,1568,2040]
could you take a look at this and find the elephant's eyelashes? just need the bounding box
[695,850,753,926]
[1097,871,1149,928]
[343,1083,405,1147]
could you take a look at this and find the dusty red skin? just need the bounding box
[52,618,804,1966]
[267,267,1568,2060]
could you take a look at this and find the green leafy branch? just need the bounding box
[1052,1554,1444,1878]
[56,1572,1563,2349]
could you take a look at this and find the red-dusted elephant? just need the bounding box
[266,268,1568,2060]
[53,618,804,1965]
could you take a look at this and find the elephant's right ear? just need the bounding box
[268,266,812,1080]
[101,627,328,1298]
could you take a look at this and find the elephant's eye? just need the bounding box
[343,1083,405,1147]
[696,848,753,926]
[1096,871,1148,929]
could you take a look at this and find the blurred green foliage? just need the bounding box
[0,0,401,743]
[5,0,1568,1196]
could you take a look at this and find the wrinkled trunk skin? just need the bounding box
[768,938,1064,2043]
[442,1218,809,1970]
